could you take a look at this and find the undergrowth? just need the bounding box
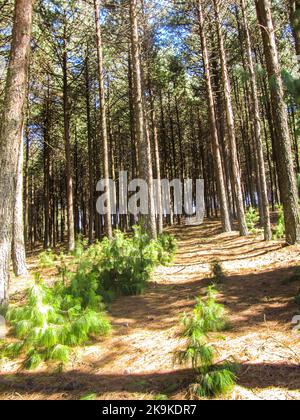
[176,287,236,398]
[246,206,259,233]
[1,273,110,370]
[2,228,177,370]
[67,227,177,302]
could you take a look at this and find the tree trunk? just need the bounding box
[129,0,157,239]
[94,0,113,239]
[197,0,231,233]
[0,0,34,304]
[85,51,94,244]
[213,0,248,236]
[240,0,272,241]
[12,138,28,276]
[290,0,300,57]
[256,0,300,244]
[62,23,75,252]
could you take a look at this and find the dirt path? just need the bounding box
[1,221,300,400]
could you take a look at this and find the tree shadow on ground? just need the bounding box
[109,265,300,333]
[0,362,299,399]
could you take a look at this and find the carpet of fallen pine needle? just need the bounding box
[0,220,300,400]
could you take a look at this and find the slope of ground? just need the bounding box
[0,220,300,400]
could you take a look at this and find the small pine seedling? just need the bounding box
[210,261,226,284]
[176,287,235,398]
[245,206,259,233]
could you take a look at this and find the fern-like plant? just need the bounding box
[1,273,110,370]
[246,206,259,233]
[176,287,236,398]
[181,286,228,337]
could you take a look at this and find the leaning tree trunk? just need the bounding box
[12,138,28,276]
[213,0,248,236]
[240,0,272,241]
[129,0,157,239]
[256,0,300,244]
[94,0,113,239]
[197,0,232,233]
[0,0,34,304]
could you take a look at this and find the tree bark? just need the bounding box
[0,0,34,304]
[129,0,157,239]
[213,0,248,236]
[256,0,300,244]
[240,0,272,241]
[290,0,300,57]
[62,22,75,252]
[12,137,28,276]
[94,0,113,239]
[197,0,232,233]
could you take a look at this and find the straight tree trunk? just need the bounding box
[290,0,300,57]
[129,0,157,239]
[213,0,248,236]
[197,0,231,233]
[256,0,300,244]
[85,51,94,244]
[0,0,34,304]
[94,0,113,239]
[62,23,75,252]
[240,0,272,241]
[12,138,28,276]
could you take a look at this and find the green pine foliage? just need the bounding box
[67,227,177,302]
[176,287,236,398]
[38,249,57,269]
[245,206,259,233]
[2,228,176,370]
[1,273,110,370]
[181,286,228,337]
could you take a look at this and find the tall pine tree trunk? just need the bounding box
[12,138,28,276]
[129,0,157,239]
[0,0,34,304]
[94,0,113,239]
[256,0,300,244]
[62,22,75,252]
[197,0,231,233]
[240,0,272,241]
[213,0,248,236]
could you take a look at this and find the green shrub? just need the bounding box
[176,287,236,398]
[38,250,57,269]
[2,227,176,370]
[246,206,259,233]
[67,226,177,301]
[71,235,88,260]
[192,363,237,398]
[156,233,177,264]
[181,286,228,337]
[1,273,110,370]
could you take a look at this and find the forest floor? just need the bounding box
[1,220,300,400]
